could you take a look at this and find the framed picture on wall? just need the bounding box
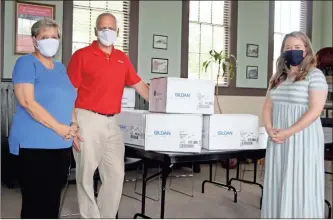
[246,66,258,79]
[328,109,333,118]
[153,34,168,50]
[151,58,168,74]
[320,110,327,118]
[14,1,56,54]
[246,44,259,58]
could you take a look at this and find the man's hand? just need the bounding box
[73,131,84,152]
[66,122,84,151]
[132,80,149,102]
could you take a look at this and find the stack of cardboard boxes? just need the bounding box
[121,87,136,109]
[118,77,267,153]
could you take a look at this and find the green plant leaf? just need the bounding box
[213,51,220,62]
[229,63,234,80]
[201,50,238,77]
[202,60,211,72]
[222,62,226,74]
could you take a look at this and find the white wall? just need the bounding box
[137,1,182,83]
[236,1,269,89]
[312,1,333,52]
[2,0,63,79]
[322,0,333,47]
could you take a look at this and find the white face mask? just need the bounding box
[97,29,117,47]
[35,38,59,57]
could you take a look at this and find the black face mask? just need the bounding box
[283,50,304,67]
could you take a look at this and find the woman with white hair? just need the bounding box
[9,18,78,218]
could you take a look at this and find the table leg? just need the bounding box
[133,161,149,219]
[201,161,237,203]
[325,200,332,219]
[160,163,172,219]
[226,158,230,182]
[133,161,165,219]
[228,158,263,209]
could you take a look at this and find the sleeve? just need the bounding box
[124,55,141,86]
[67,51,83,88]
[308,69,328,91]
[12,56,36,85]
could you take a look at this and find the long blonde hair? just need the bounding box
[269,31,317,89]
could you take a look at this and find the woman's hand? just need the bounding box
[270,129,293,144]
[64,123,79,139]
[266,127,284,144]
[55,123,77,140]
[266,127,279,137]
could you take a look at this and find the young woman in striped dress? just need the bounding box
[261,31,328,218]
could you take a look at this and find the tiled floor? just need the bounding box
[1,163,332,218]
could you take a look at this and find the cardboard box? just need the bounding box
[258,127,268,149]
[117,109,203,153]
[122,87,136,108]
[145,113,203,153]
[116,108,147,146]
[202,114,260,150]
[149,77,215,114]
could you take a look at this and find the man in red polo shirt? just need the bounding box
[67,12,149,218]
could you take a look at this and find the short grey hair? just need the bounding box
[95,12,117,28]
[31,18,61,38]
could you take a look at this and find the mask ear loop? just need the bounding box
[32,37,40,50]
[94,27,98,37]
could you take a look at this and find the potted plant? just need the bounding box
[202,49,237,114]
[202,50,238,169]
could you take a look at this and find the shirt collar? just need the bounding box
[91,40,114,56]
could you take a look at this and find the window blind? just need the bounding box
[72,0,130,54]
[188,0,232,86]
[299,0,308,34]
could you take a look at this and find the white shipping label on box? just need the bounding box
[145,114,203,153]
[149,77,215,114]
[203,114,260,150]
[122,87,136,108]
[116,109,148,146]
[258,127,268,149]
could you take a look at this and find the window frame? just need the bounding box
[182,0,271,96]
[270,0,313,77]
[71,1,131,55]
[187,1,231,86]
[61,1,139,69]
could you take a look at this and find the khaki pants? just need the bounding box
[73,108,125,218]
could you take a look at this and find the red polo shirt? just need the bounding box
[67,41,141,114]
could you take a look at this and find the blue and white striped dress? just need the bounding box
[261,68,328,218]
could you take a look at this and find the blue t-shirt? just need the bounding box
[9,54,77,155]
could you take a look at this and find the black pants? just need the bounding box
[18,147,71,219]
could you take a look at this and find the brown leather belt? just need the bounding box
[89,110,115,117]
